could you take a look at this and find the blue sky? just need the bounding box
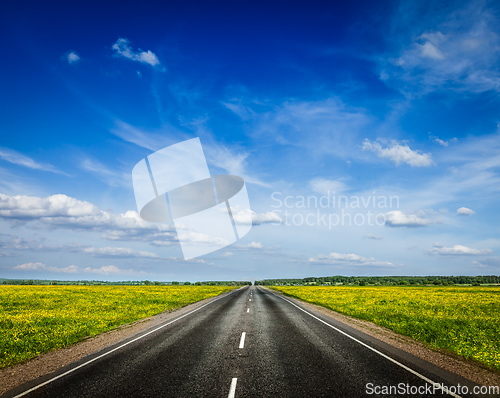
[1,0,499,281]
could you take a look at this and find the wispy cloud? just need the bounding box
[65,51,80,64]
[432,137,457,147]
[0,147,67,175]
[234,242,263,249]
[362,139,433,167]
[81,246,158,258]
[308,252,397,267]
[247,98,373,160]
[12,262,80,273]
[80,157,130,187]
[309,178,346,195]
[427,242,492,255]
[110,120,183,151]
[111,119,267,186]
[363,234,384,240]
[112,38,161,67]
[473,257,500,267]
[381,1,500,95]
[12,262,146,275]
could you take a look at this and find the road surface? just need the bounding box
[3,286,489,398]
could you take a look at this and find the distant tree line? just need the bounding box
[0,279,251,286]
[255,275,500,286]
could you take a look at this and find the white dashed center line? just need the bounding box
[228,377,238,398]
[247,308,249,313]
[239,332,246,349]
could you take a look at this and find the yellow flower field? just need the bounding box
[271,286,500,371]
[0,285,236,369]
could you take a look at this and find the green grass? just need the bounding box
[0,285,236,369]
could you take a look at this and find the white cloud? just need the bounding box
[0,193,100,219]
[433,137,457,147]
[309,178,346,194]
[12,262,80,273]
[363,234,384,240]
[12,262,146,275]
[427,243,492,255]
[234,242,263,249]
[222,251,234,257]
[229,207,283,226]
[384,210,436,227]
[82,247,158,258]
[419,41,445,60]
[0,193,176,245]
[66,51,80,64]
[251,211,283,225]
[362,139,433,167]
[112,38,160,67]
[0,233,161,259]
[222,101,255,120]
[0,147,65,174]
[0,194,269,256]
[82,265,144,275]
[176,232,230,246]
[308,252,396,267]
[457,207,475,216]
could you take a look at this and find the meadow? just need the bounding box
[271,286,500,371]
[0,285,236,369]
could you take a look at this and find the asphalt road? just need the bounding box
[3,286,491,398]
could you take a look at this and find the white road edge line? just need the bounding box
[239,332,246,349]
[228,377,238,398]
[11,290,237,398]
[247,308,249,313]
[265,288,462,398]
